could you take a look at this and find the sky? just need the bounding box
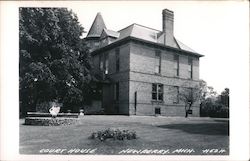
[63,1,249,94]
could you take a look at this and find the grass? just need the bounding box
[19,116,229,155]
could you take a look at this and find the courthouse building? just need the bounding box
[85,9,203,116]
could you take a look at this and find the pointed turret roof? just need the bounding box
[87,12,106,38]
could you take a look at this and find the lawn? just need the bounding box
[19,116,229,155]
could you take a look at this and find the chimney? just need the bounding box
[162,9,174,46]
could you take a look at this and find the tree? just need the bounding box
[178,81,202,117]
[200,86,229,118]
[178,88,199,118]
[197,80,217,102]
[19,8,92,116]
[178,80,217,117]
[220,88,229,108]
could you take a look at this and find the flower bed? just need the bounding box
[90,128,137,141]
[26,112,79,118]
[25,117,79,126]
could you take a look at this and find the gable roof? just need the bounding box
[86,12,106,38]
[101,29,120,39]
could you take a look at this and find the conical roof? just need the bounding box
[87,12,106,38]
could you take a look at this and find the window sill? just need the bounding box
[154,73,161,76]
[151,100,164,104]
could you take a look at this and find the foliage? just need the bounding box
[19,8,92,115]
[90,128,137,141]
[25,117,78,126]
[200,88,229,118]
[177,80,203,117]
[178,80,219,117]
[220,88,229,108]
[199,80,218,102]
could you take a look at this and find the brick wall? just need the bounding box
[128,80,200,116]
[91,40,201,116]
[128,42,200,116]
[129,42,200,80]
[92,43,130,114]
[129,103,200,117]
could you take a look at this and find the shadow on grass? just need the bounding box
[213,119,229,123]
[158,121,229,136]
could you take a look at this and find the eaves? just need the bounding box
[91,36,204,58]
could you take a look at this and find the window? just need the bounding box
[94,42,99,47]
[174,55,179,76]
[115,48,120,72]
[173,86,179,104]
[114,82,119,100]
[99,53,109,74]
[152,83,163,101]
[188,58,193,79]
[104,53,109,74]
[155,107,161,115]
[99,54,103,70]
[155,51,161,74]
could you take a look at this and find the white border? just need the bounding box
[0,1,249,161]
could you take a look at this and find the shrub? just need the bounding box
[90,128,137,141]
[25,117,78,126]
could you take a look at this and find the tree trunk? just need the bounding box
[185,104,188,118]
